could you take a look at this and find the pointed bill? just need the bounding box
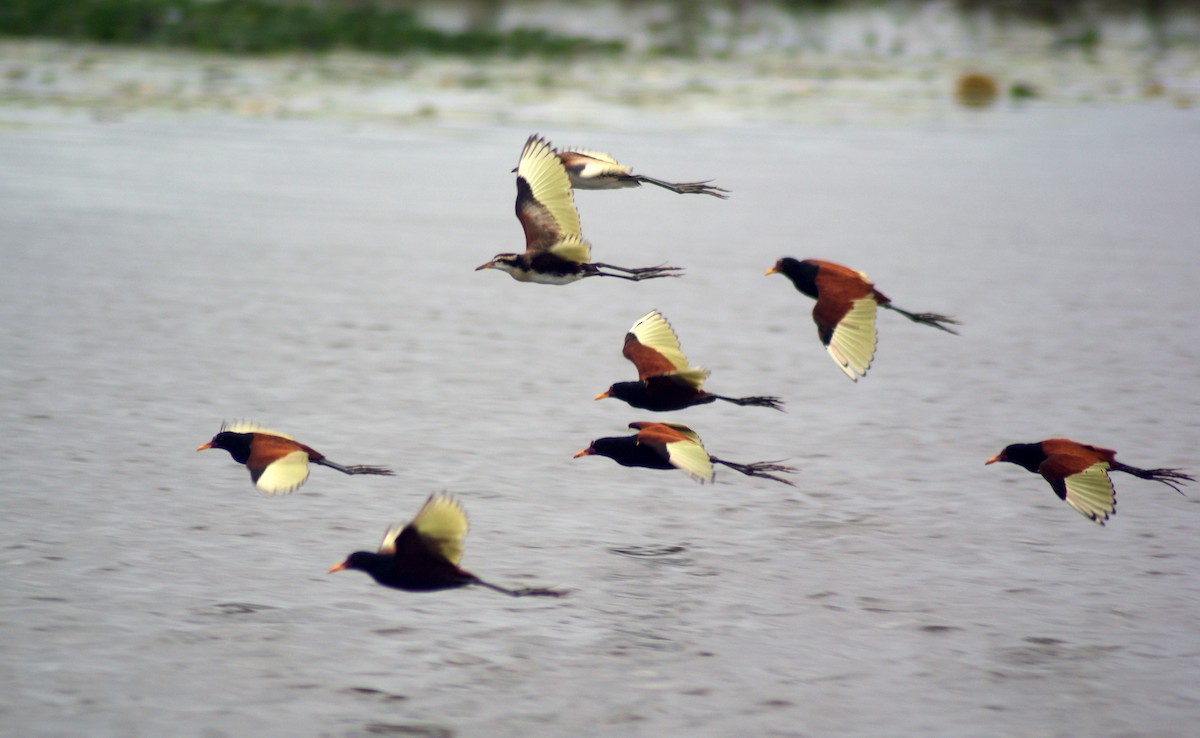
[252,450,311,496]
[825,297,878,381]
[410,493,468,565]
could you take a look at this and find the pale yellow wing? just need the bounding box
[1061,463,1116,525]
[826,297,878,382]
[409,493,469,565]
[377,523,406,555]
[219,420,294,440]
[629,422,712,483]
[252,450,310,496]
[517,135,582,241]
[670,368,712,390]
[665,438,715,484]
[629,310,692,373]
[547,234,592,264]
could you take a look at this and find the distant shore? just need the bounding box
[2,2,1198,128]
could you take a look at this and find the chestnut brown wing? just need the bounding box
[811,262,878,381]
[630,422,713,482]
[246,434,311,496]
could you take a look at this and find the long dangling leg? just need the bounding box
[629,175,730,199]
[882,304,961,334]
[1110,461,1193,495]
[710,456,797,486]
[712,394,785,411]
[592,262,685,281]
[472,578,567,597]
[313,459,395,476]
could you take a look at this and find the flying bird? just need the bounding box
[986,438,1192,525]
[596,310,783,412]
[575,421,795,486]
[196,421,393,495]
[556,146,729,198]
[765,257,959,381]
[329,493,564,597]
[477,135,684,284]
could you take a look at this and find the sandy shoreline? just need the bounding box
[2,34,1198,129]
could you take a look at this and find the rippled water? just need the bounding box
[2,104,1199,737]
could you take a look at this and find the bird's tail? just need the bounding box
[882,304,960,334]
[1110,461,1193,496]
[714,394,785,411]
[313,459,395,477]
[710,456,796,486]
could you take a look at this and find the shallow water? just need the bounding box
[2,103,1199,737]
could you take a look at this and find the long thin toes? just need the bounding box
[676,182,730,198]
[632,271,683,281]
[628,265,685,273]
[514,587,567,598]
[347,465,395,476]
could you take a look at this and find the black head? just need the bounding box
[329,549,475,592]
[197,431,253,464]
[767,257,819,298]
[576,435,671,470]
[575,436,630,462]
[596,382,649,408]
[986,442,1046,473]
[329,550,389,580]
[589,436,633,460]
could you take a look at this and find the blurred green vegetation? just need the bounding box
[1,0,1195,58]
[0,0,626,56]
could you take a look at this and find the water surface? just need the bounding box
[2,104,1199,737]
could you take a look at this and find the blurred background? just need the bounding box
[2,0,1199,124]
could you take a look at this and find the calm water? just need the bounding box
[2,104,1199,737]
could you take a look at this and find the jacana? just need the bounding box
[765,257,959,382]
[329,493,564,597]
[476,135,684,284]
[575,421,795,486]
[986,438,1193,526]
[596,309,783,412]
[556,146,729,198]
[196,421,393,495]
